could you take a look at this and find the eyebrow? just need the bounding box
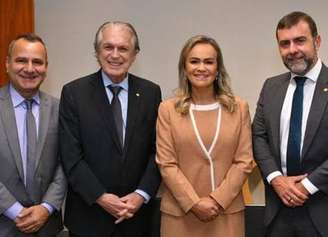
[188,57,216,60]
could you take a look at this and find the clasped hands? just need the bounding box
[191,196,223,222]
[271,174,310,208]
[96,192,144,224]
[15,205,50,234]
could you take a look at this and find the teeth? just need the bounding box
[109,62,122,66]
[19,75,37,79]
[195,75,207,79]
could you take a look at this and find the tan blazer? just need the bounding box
[156,97,254,217]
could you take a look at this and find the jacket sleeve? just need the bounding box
[156,102,200,212]
[252,80,282,179]
[210,100,255,209]
[42,164,67,210]
[0,183,17,214]
[136,85,162,198]
[59,85,106,205]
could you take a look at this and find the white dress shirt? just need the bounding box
[267,59,322,195]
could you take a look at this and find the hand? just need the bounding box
[271,175,309,207]
[115,192,145,224]
[191,197,221,222]
[295,182,310,196]
[120,192,144,214]
[15,205,50,234]
[96,193,133,219]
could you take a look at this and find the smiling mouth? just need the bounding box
[287,56,305,63]
[19,74,39,79]
[108,61,123,67]
[194,75,209,80]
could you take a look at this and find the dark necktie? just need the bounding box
[25,99,37,197]
[108,85,123,147]
[287,76,307,176]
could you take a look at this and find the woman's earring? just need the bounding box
[216,73,220,82]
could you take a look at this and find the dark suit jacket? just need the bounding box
[0,85,66,237]
[59,71,162,237]
[252,64,328,237]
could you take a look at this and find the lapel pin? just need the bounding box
[324,88,328,92]
[136,93,140,97]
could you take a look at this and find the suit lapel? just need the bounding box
[90,71,123,154]
[35,92,51,167]
[123,75,141,155]
[271,74,290,160]
[0,85,24,180]
[302,65,328,157]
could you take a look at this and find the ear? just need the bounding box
[132,49,139,62]
[5,56,9,73]
[314,35,321,50]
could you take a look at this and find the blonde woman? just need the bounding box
[156,35,254,237]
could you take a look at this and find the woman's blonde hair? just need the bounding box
[175,35,236,114]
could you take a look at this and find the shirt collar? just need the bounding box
[101,70,129,91]
[9,84,40,108]
[291,58,322,83]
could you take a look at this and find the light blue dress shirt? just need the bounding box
[4,85,54,220]
[101,71,150,203]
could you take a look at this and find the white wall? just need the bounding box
[35,0,328,204]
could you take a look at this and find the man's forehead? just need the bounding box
[101,26,134,47]
[104,24,133,37]
[278,21,311,36]
[12,40,45,52]
[9,40,47,63]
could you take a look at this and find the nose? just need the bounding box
[289,42,298,54]
[111,48,120,58]
[25,61,34,73]
[197,62,206,71]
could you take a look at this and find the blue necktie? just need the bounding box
[287,76,306,176]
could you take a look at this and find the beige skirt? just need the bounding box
[161,211,245,237]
